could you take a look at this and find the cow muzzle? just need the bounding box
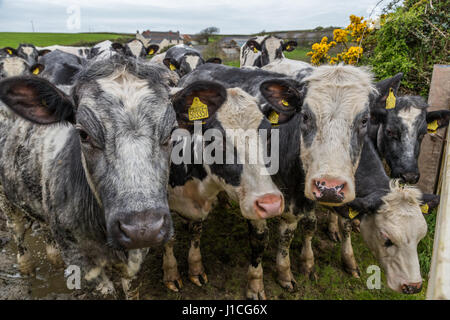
[253,193,284,219]
[311,177,352,205]
[401,281,422,294]
[109,209,173,249]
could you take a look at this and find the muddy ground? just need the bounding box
[0,201,430,300]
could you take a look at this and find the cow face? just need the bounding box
[112,40,159,59]
[298,65,375,205]
[241,36,297,67]
[172,81,284,220]
[0,57,181,250]
[164,54,204,78]
[371,74,450,184]
[0,56,44,79]
[16,43,40,65]
[360,181,427,293]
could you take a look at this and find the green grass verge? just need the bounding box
[284,47,310,62]
[0,32,133,48]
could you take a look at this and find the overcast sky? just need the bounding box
[0,0,386,34]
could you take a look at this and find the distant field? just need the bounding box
[284,47,310,62]
[0,32,133,48]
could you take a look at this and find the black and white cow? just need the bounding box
[36,45,91,59]
[16,43,50,65]
[176,63,376,298]
[162,45,205,77]
[111,39,159,59]
[240,35,297,68]
[333,137,438,293]
[0,55,182,297]
[369,73,450,183]
[38,49,85,86]
[162,81,284,293]
[0,55,44,80]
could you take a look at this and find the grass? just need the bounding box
[0,32,133,48]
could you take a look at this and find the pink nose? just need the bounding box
[254,194,284,219]
[311,178,348,203]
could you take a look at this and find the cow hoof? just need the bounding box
[344,266,361,278]
[46,245,64,268]
[327,230,341,242]
[96,280,116,297]
[278,278,298,292]
[351,220,360,233]
[165,279,183,292]
[300,266,318,281]
[246,289,267,300]
[17,252,35,276]
[189,272,208,287]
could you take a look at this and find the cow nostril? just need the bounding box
[401,282,422,294]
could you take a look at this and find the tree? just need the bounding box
[195,26,220,44]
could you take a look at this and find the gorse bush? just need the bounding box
[366,0,449,96]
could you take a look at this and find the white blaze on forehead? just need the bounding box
[22,46,34,56]
[127,40,144,58]
[398,107,422,136]
[264,36,283,62]
[2,57,28,77]
[185,55,201,71]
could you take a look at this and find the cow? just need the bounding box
[240,35,297,68]
[111,39,159,59]
[333,137,438,293]
[0,55,183,297]
[88,40,117,61]
[38,49,85,86]
[176,63,377,298]
[162,45,205,77]
[36,45,91,59]
[0,55,44,80]
[161,81,284,294]
[16,43,50,65]
[369,73,450,183]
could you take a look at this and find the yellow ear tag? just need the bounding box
[169,64,176,71]
[385,88,396,110]
[420,204,429,214]
[268,111,279,125]
[281,99,289,107]
[32,67,40,75]
[148,49,155,55]
[6,49,12,55]
[188,97,209,121]
[348,207,359,219]
[427,120,438,134]
[253,47,258,53]
[286,45,291,50]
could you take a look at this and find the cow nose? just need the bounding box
[110,210,173,249]
[312,178,347,204]
[401,282,422,294]
[254,193,284,219]
[400,172,420,184]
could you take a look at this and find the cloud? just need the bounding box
[0,0,385,34]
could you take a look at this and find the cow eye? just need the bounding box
[361,117,368,127]
[302,113,309,122]
[384,239,394,247]
[77,129,91,144]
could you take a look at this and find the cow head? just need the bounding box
[0,56,183,250]
[371,73,450,183]
[16,43,46,65]
[172,81,284,220]
[163,54,204,78]
[241,36,297,67]
[111,39,159,59]
[359,181,428,293]
[0,56,44,80]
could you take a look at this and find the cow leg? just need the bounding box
[247,219,268,300]
[299,210,317,280]
[163,236,183,292]
[0,192,34,275]
[44,233,64,268]
[188,221,207,287]
[84,261,116,297]
[276,215,298,292]
[339,216,360,278]
[120,249,147,300]
[327,211,342,242]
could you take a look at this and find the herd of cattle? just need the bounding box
[0,35,448,299]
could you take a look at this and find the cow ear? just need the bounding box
[426,110,450,133]
[111,42,125,53]
[374,72,403,110]
[283,40,297,52]
[172,81,227,131]
[2,47,17,56]
[147,44,159,56]
[420,194,440,215]
[163,58,179,71]
[246,40,262,53]
[38,49,51,57]
[206,57,222,64]
[0,76,75,124]
[260,79,305,125]
[30,63,45,75]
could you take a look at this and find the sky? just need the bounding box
[0,0,386,34]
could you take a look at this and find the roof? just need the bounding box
[141,30,183,42]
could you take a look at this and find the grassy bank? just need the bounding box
[0,32,133,48]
